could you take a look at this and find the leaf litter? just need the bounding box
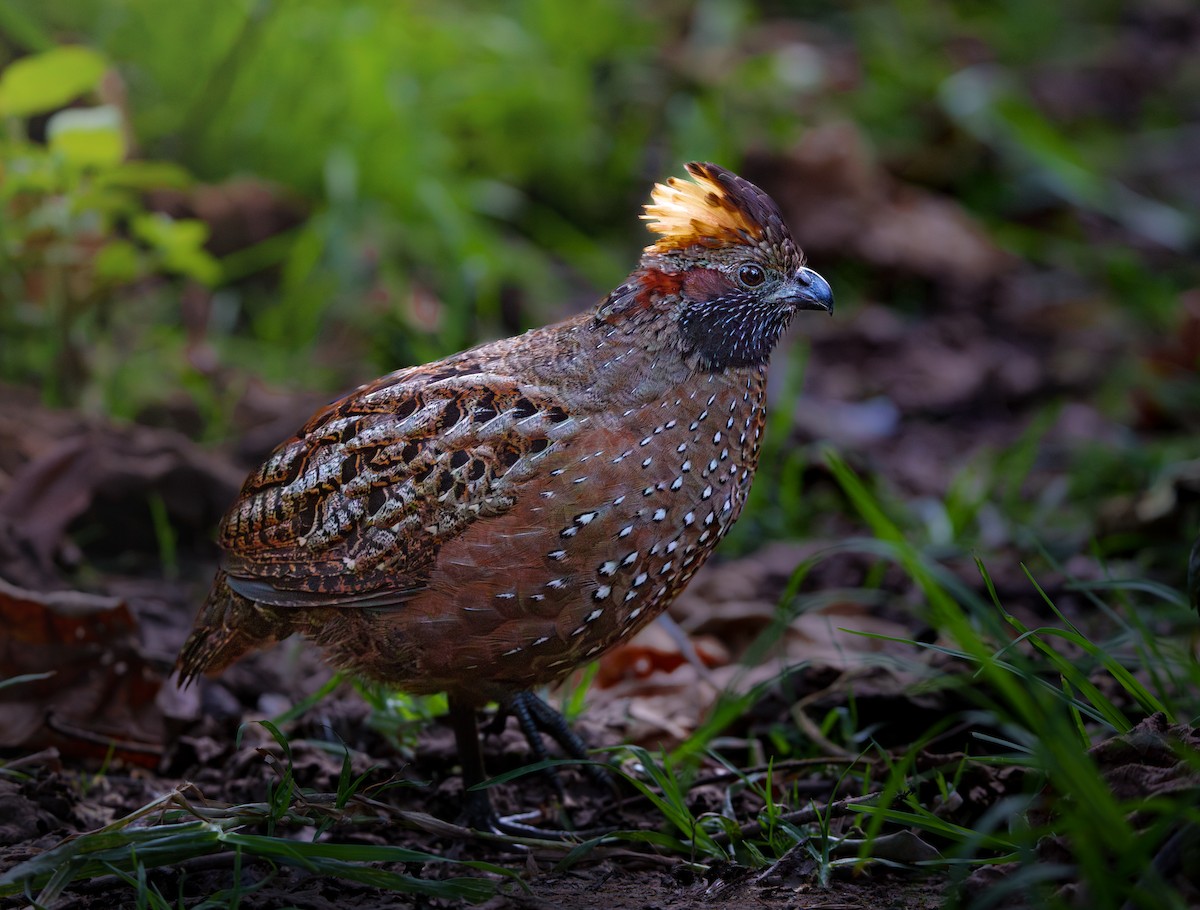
[2,85,1199,910]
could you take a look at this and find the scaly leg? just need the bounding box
[448,692,617,836]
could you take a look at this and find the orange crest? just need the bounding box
[641,162,774,254]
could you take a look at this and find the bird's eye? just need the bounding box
[737,263,766,288]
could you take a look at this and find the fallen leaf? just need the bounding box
[0,392,242,581]
[0,578,167,766]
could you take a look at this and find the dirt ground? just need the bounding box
[2,132,1199,908]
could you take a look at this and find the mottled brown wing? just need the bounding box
[218,362,573,607]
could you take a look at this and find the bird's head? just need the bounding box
[599,162,832,372]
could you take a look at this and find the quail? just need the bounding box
[177,163,833,828]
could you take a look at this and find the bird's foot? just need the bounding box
[448,692,622,841]
[501,691,618,795]
[461,788,617,841]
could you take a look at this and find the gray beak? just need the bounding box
[792,266,834,314]
[770,266,834,314]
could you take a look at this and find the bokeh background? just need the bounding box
[2,3,1200,905]
[3,0,1198,570]
[1,2,1195,408]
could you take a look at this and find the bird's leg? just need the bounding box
[449,694,592,838]
[447,695,496,831]
[506,692,566,801]
[448,694,560,835]
[500,692,623,836]
[506,691,616,792]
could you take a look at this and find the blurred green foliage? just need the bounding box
[0,0,1195,573]
[0,43,217,405]
[1,0,828,414]
[1,0,1196,419]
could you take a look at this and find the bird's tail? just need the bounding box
[176,570,290,685]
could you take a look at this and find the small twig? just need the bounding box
[0,747,62,773]
[44,713,164,756]
[348,794,609,850]
[788,671,865,760]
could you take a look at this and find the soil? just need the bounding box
[2,134,1198,908]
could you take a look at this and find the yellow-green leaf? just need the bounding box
[0,46,108,117]
[98,160,194,191]
[94,240,142,283]
[132,213,221,286]
[47,105,126,168]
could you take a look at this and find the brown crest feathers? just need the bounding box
[641,162,788,255]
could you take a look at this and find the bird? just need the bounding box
[176,162,833,829]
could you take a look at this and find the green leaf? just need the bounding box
[47,105,126,168]
[0,46,108,117]
[132,213,221,286]
[0,3,54,53]
[93,240,143,283]
[0,819,508,903]
[97,160,194,191]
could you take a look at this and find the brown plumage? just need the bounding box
[177,162,832,826]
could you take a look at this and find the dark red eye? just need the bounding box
[737,263,765,288]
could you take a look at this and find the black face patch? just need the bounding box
[679,289,795,371]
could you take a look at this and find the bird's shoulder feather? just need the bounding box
[218,352,578,607]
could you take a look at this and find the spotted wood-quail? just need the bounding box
[177,163,833,827]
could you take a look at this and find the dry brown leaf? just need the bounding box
[0,393,242,582]
[594,620,728,690]
[0,578,167,766]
